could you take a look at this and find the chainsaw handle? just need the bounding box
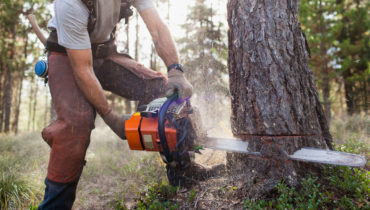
[158,93,178,162]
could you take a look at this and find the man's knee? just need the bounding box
[42,112,94,148]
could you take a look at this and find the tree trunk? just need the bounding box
[3,28,17,133]
[13,36,28,134]
[150,45,158,71]
[32,83,39,131]
[319,0,331,123]
[226,0,332,198]
[343,70,355,115]
[3,69,13,133]
[0,60,4,133]
[12,69,24,134]
[135,12,140,61]
[167,1,170,24]
[28,76,35,131]
[126,20,130,54]
[363,80,368,113]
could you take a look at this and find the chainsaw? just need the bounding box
[124,94,366,168]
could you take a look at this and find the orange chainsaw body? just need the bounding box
[125,112,178,152]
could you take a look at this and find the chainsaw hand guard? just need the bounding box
[124,94,205,169]
[158,93,178,163]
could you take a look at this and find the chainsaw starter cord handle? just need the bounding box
[158,93,178,162]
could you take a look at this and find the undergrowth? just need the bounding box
[244,134,369,210]
[0,133,46,209]
[135,182,179,210]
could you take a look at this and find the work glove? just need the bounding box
[166,69,193,99]
[102,110,129,140]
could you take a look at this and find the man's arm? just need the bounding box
[139,8,193,98]
[66,48,126,139]
[139,8,178,67]
[66,49,110,115]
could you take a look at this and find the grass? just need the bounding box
[136,182,179,210]
[0,125,168,209]
[0,114,368,209]
[0,133,48,209]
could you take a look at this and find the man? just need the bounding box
[38,0,192,209]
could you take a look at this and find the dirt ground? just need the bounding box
[170,150,246,209]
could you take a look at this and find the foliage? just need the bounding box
[0,154,40,209]
[177,0,229,130]
[299,0,369,115]
[332,0,369,114]
[136,182,179,210]
[244,138,369,210]
[299,0,339,120]
[113,197,127,210]
[188,188,197,203]
[245,168,368,209]
[0,169,36,209]
[0,133,47,209]
[178,0,228,96]
[0,0,51,133]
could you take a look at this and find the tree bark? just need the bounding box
[226,0,332,198]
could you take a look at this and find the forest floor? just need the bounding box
[0,114,368,209]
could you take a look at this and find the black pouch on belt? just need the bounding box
[91,38,117,58]
[46,30,67,53]
[46,30,117,58]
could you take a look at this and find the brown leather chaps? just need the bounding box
[42,52,166,183]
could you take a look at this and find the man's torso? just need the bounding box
[48,0,154,49]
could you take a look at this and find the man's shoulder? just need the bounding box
[132,0,155,11]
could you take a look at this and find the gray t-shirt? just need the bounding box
[48,0,154,49]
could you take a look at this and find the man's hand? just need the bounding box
[102,110,129,140]
[166,69,193,98]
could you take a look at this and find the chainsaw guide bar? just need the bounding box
[200,137,366,167]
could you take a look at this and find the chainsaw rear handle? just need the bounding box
[158,93,178,162]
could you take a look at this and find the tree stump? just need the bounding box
[226,0,333,198]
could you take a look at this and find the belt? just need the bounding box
[46,31,116,58]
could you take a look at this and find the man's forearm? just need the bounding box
[139,8,179,68]
[66,49,110,116]
[153,23,179,67]
[72,66,110,115]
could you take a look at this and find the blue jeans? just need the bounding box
[38,177,80,210]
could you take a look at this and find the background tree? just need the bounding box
[333,0,369,115]
[0,0,51,133]
[226,0,333,198]
[299,0,337,122]
[178,0,228,126]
